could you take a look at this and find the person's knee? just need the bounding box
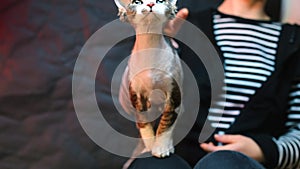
[194,150,265,169]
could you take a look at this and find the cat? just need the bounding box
[115,0,183,161]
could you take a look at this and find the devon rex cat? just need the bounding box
[115,0,183,159]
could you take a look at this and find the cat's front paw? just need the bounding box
[142,137,155,152]
[151,136,174,158]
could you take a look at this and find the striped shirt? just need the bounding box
[276,80,300,169]
[209,12,282,130]
[209,11,300,168]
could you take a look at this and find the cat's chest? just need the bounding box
[128,47,178,74]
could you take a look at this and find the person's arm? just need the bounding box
[200,63,300,168]
[201,85,300,168]
[272,78,300,169]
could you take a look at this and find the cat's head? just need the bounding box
[114,0,177,26]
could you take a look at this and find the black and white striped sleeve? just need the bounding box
[274,79,300,169]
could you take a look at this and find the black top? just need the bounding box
[176,8,300,169]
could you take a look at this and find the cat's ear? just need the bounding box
[114,0,127,11]
[114,0,130,22]
[167,0,177,20]
[168,0,177,6]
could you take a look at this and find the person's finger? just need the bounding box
[176,8,189,20]
[171,8,189,29]
[201,142,237,153]
[164,8,189,36]
[214,134,239,144]
[200,142,217,152]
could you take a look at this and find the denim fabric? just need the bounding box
[194,150,265,169]
[129,151,265,169]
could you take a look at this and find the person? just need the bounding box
[122,0,300,168]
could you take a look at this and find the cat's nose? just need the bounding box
[147,2,155,8]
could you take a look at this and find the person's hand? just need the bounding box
[164,8,189,37]
[200,134,265,163]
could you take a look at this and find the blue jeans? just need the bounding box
[128,151,265,169]
[194,150,265,169]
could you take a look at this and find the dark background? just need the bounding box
[0,0,281,168]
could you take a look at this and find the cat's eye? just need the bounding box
[132,0,143,5]
[156,0,165,4]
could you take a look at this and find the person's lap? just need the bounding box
[194,150,265,169]
[127,152,192,169]
[128,150,265,169]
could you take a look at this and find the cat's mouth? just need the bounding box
[142,8,154,14]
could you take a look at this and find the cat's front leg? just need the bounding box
[152,104,178,157]
[152,125,175,158]
[138,122,155,152]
